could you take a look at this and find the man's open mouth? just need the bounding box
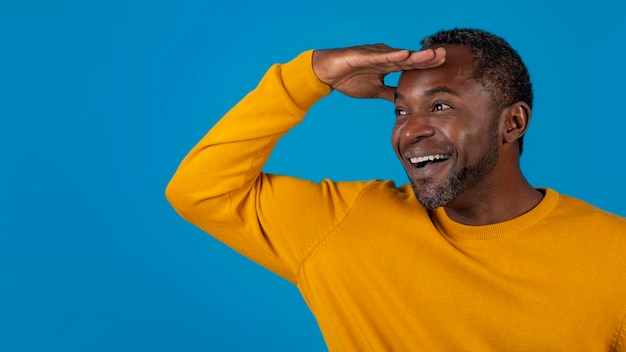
[409,154,450,168]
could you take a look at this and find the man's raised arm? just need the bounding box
[165,46,445,280]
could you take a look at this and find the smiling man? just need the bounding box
[166,29,626,350]
[391,43,542,224]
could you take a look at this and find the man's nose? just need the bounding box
[402,114,435,141]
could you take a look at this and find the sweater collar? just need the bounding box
[431,189,559,240]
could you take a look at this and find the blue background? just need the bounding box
[1,1,624,351]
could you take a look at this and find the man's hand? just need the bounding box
[312,44,446,102]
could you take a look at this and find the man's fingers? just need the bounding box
[354,47,411,67]
[401,47,447,68]
[425,47,447,65]
[380,49,411,63]
[365,47,447,73]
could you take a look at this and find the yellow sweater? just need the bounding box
[166,51,626,351]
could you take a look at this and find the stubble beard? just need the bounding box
[410,128,500,210]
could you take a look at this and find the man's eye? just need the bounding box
[432,103,451,112]
[395,109,409,116]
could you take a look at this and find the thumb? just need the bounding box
[376,85,397,102]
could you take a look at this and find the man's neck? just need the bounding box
[443,179,544,226]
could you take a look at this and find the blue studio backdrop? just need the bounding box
[1,1,624,351]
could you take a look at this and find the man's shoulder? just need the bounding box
[551,190,625,229]
[345,179,433,219]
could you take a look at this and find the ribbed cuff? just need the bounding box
[280,50,332,111]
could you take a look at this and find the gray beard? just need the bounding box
[411,135,500,210]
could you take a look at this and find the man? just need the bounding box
[166,29,626,350]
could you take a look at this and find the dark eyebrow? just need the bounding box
[423,86,460,97]
[395,86,460,103]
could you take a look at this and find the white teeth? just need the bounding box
[409,154,448,164]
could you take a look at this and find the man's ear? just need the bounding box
[502,102,532,144]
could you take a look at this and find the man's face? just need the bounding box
[392,45,501,209]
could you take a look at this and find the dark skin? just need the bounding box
[312,44,543,226]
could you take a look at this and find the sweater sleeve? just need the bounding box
[165,51,371,283]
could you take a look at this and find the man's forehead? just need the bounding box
[395,86,461,102]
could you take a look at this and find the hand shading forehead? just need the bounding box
[396,45,477,100]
